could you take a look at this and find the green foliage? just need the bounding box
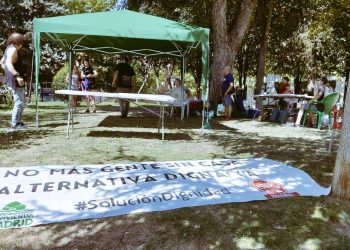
[235,0,350,84]
[0,0,66,81]
[0,84,13,106]
[60,0,118,14]
[52,63,68,90]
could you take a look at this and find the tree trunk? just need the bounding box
[294,75,302,94]
[209,0,256,107]
[331,75,350,199]
[209,0,229,108]
[344,62,349,104]
[255,0,273,110]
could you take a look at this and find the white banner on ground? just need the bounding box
[0,158,330,229]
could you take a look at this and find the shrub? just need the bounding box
[52,63,69,90]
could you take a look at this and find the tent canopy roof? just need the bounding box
[33,10,209,56]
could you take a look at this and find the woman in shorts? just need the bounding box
[81,59,98,113]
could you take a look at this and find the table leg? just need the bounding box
[161,104,165,141]
[66,108,71,139]
[158,104,161,134]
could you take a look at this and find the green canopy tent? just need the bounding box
[33,10,210,128]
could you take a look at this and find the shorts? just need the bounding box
[117,87,133,93]
[223,95,233,107]
[82,79,96,90]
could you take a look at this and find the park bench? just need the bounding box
[40,87,56,101]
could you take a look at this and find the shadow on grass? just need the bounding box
[98,115,236,131]
[40,122,79,128]
[0,129,57,150]
[2,196,348,249]
[87,130,193,141]
[208,132,336,187]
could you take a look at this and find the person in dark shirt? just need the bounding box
[81,59,98,113]
[112,58,136,118]
[221,66,235,119]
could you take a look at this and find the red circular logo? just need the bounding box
[252,180,287,194]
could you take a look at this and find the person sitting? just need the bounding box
[173,78,190,98]
[269,77,292,124]
[278,76,292,94]
[295,76,328,127]
[169,78,190,117]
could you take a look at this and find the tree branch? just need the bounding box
[228,0,257,66]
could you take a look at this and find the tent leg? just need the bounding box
[34,31,41,130]
[181,56,186,121]
[161,104,165,141]
[158,104,161,134]
[71,109,74,132]
[66,45,74,138]
[66,109,71,139]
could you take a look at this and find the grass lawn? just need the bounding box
[0,100,349,250]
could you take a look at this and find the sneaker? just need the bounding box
[12,122,28,130]
[84,109,90,114]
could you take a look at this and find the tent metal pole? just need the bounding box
[201,41,210,134]
[181,55,186,121]
[66,45,73,139]
[34,31,40,129]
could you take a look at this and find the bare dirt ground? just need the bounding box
[0,101,349,250]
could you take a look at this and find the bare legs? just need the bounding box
[224,105,232,119]
[295,104,316,126]
[85,91,96,113]
[118,99,130,118]
[71,96,77,111]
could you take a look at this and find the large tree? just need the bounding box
[331,79,350,199]
[327,0,350,199]
[209,0,256,106]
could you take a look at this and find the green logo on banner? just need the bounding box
[0,201,34,229]
[2,201,26,212]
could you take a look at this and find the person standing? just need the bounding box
[221,66,235,119]
[0,33,26,129]
[66,65,81,112]
[81,59,98,113]
[112,58,136,118]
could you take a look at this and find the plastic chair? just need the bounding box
[302,92,340,129]
[169,88,190,120]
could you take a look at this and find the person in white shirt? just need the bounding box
[295,77,328,127]
[0,33,26,129]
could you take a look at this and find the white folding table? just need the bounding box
[55,90,176,141]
